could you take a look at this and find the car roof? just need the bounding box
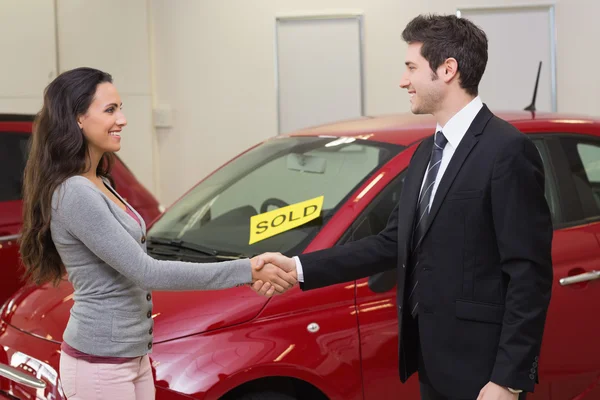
[5,112,599,146]
[287,110,600,146]
[0,114,35,122]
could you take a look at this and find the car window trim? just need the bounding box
[532,134,587,225]
[529,137,565,227]
[337,134,579,233]
[548,133,600,226]
[338,171,406,245]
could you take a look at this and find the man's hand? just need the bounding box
[477,382,519,400]
[251,252,298,297]
[250,254,296,295]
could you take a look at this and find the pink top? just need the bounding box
[61,204,143,364]
[125,206,142,226]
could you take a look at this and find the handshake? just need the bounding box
[249,252,298,296]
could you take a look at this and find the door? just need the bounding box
[0,130,29,305]
[345,139,563,400]
[338,172,420,399]
[540,135,600,399]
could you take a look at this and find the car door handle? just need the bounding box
[0,234,20,243]
[0,363,46,389]
[559,270,600,286]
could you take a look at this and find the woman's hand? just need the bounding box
[250,256,296,295]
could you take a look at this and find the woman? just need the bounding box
[19,67,293,399]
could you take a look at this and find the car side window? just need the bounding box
[342,138,561,234]
[559,137,600,220]
[0,132,29,202]
[338,173,405,292]
[531,139,561,225]
[341,173,405,244]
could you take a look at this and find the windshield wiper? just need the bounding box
[147,237,244,259]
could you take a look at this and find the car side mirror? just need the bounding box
[368,269,397,293]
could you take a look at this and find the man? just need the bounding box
[253,14,553,400]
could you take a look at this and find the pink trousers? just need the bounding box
[59,352,155,399]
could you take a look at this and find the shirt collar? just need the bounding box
[435,96,483,149]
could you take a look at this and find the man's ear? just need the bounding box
[442,57,459,83]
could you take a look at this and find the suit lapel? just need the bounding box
[418,105,493,244]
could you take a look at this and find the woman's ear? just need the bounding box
[77,115,84,130]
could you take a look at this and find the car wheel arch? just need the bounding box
[204,366,336,400]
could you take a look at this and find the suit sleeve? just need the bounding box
[489,135,553,392]
[296,140,428,291]
[297,202,400,290]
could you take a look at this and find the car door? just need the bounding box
[342,141,561,400]
[0,130,30,306]
[337,172,420,400]
[537,135,600,400]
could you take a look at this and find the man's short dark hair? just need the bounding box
[402,14,488,96]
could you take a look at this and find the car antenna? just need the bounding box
[524,61,542,113]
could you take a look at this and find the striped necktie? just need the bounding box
[407,130,448,317]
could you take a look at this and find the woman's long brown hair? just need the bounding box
[20,67,116,286]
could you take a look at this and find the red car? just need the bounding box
[0,114,163,307]
[1,110,600,400]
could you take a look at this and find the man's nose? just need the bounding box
[399,73,410,89]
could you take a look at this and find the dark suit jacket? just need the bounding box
[298,105,553,398]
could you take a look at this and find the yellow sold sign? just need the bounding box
[249,196,324,244]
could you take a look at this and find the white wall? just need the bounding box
[554,0,600,114]
[56,0,157,195]
[151,0,418,206]
[0,0,56,113]
[152,0,600,206]
[0,0,158,197]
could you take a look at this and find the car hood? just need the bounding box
[2,279,269,344]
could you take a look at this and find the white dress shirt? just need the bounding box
[294,97,484,282]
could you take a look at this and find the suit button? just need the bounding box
[146,293,152,301]
[533,362,538,367]
[534,356,539,361]
[402,264,406,269]
[149,327,153,334]
[148,342,152,349]
[141,235,146,244]
[529,374,535,380]
[147,311,152,318]
[531,368,536,373]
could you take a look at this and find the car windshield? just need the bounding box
[148,136,404,257]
